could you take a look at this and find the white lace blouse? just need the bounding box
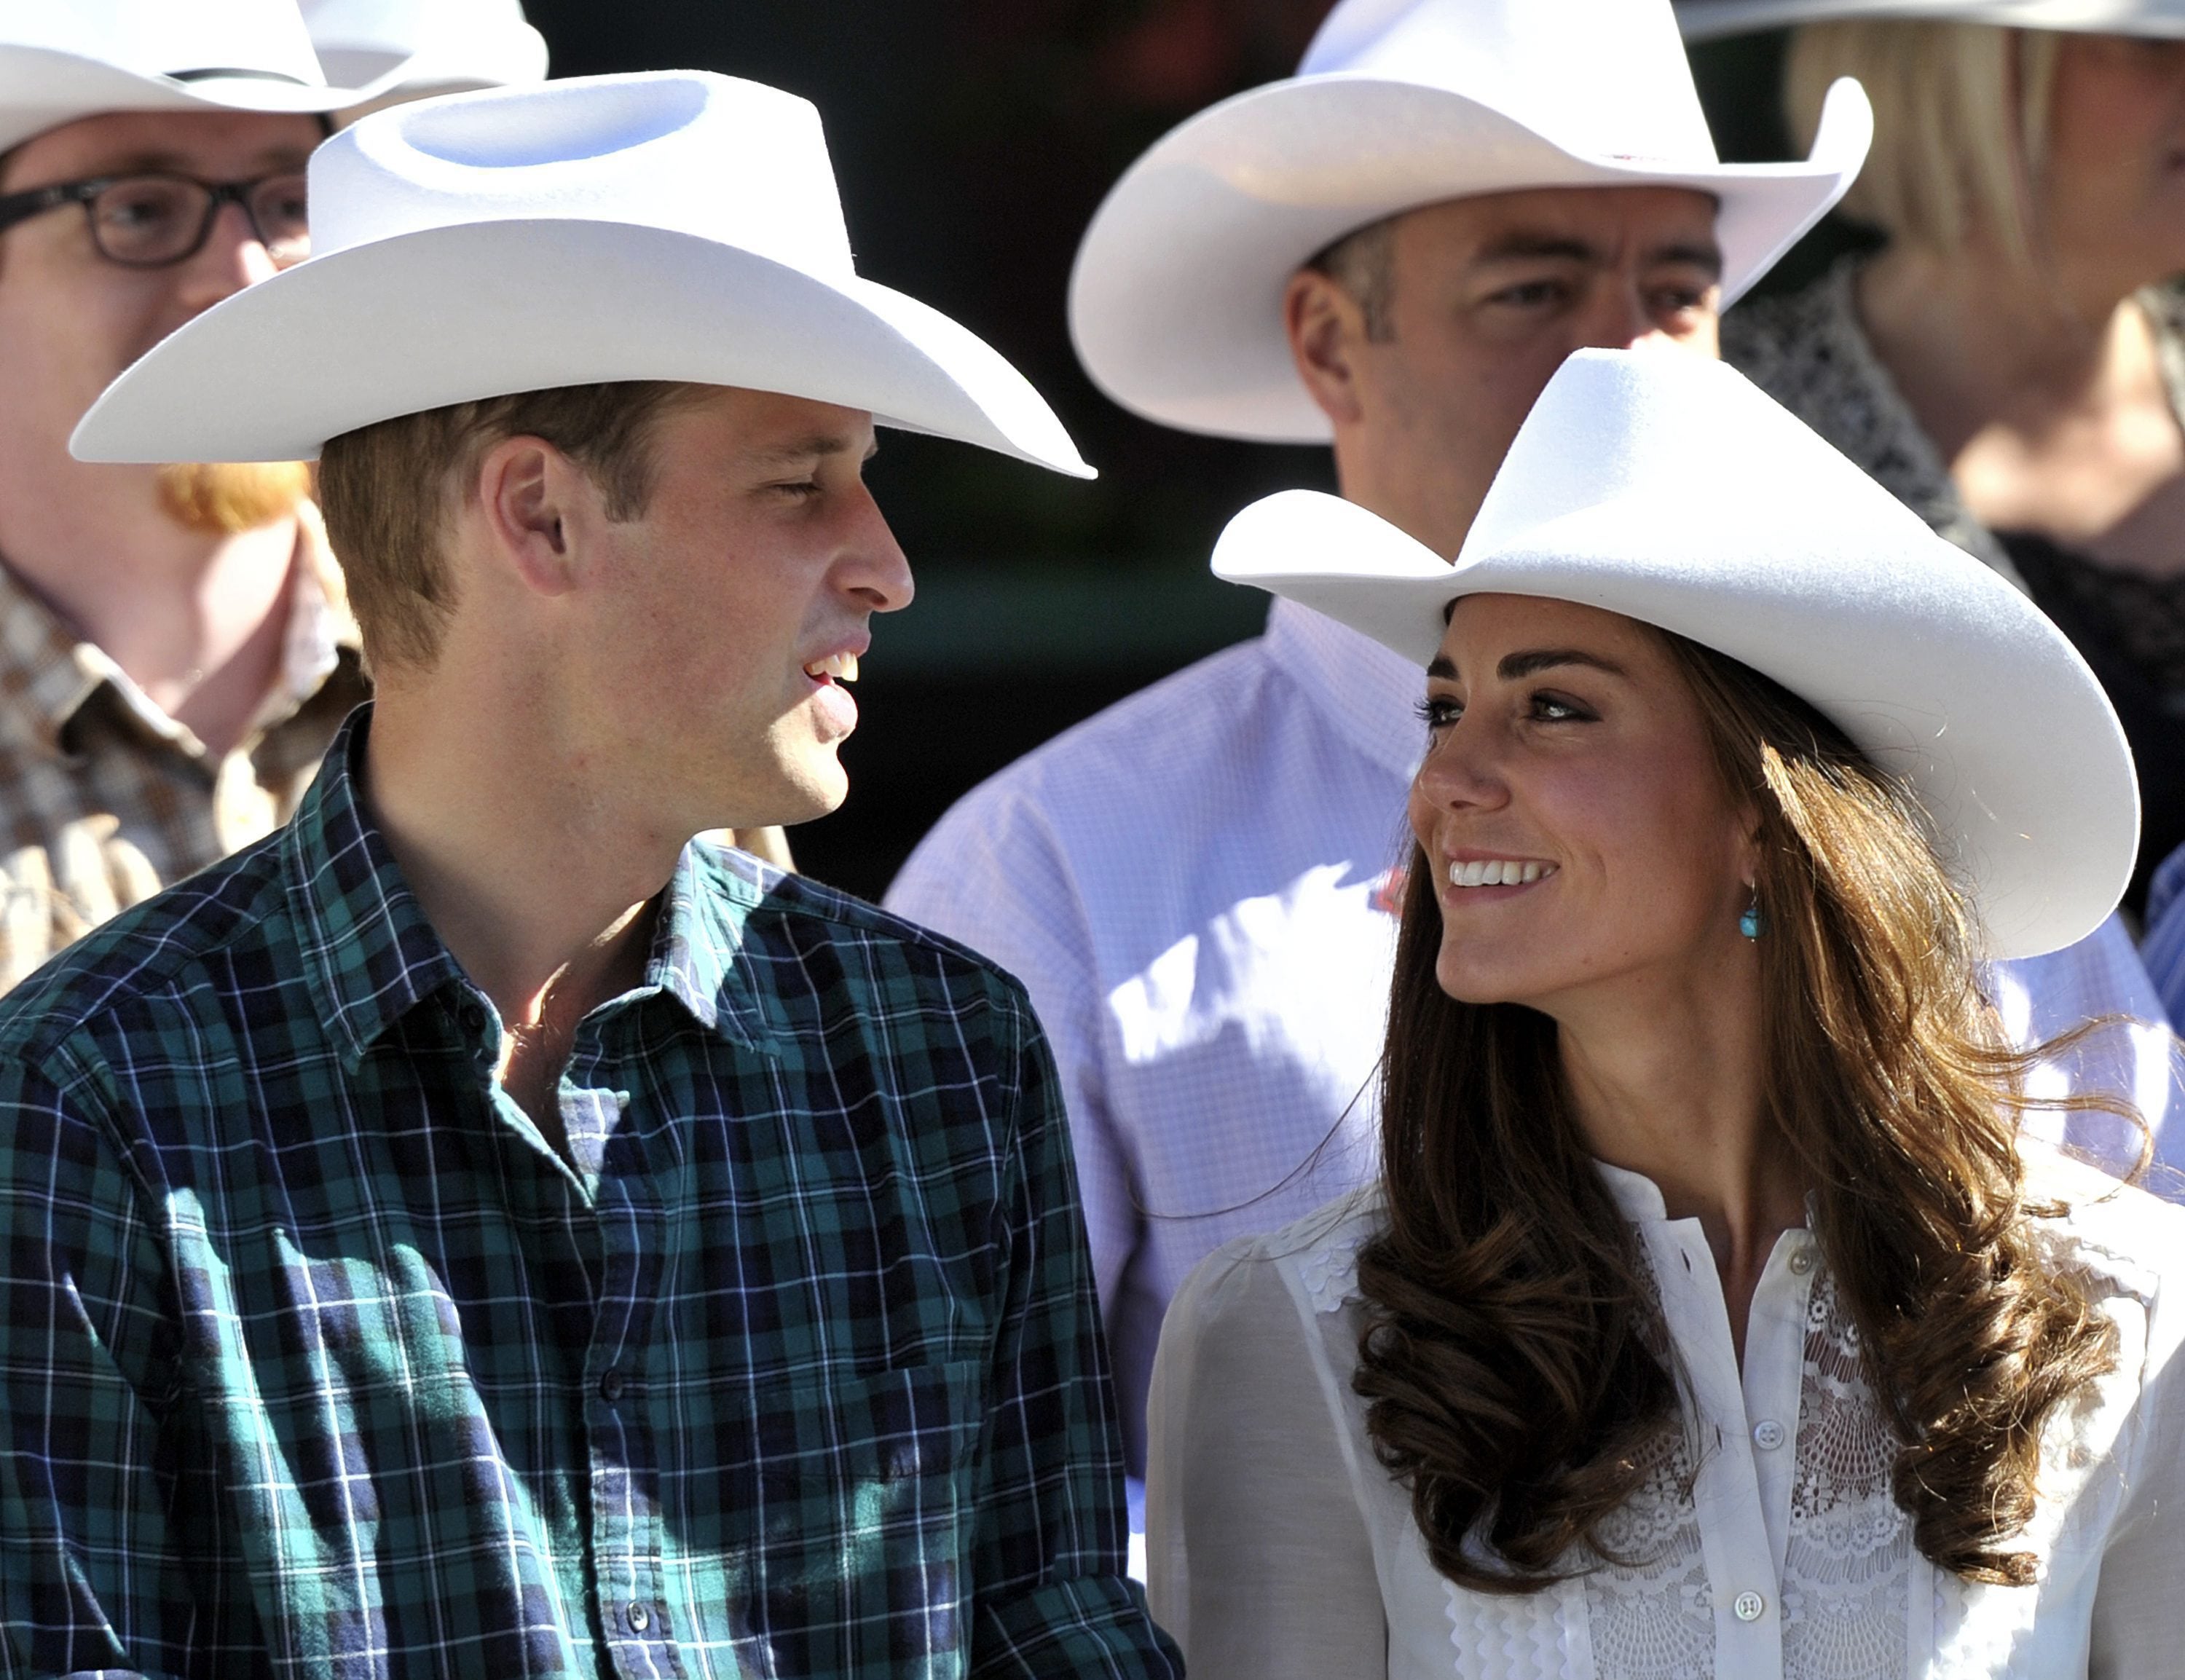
[1144,1156,2185,1679]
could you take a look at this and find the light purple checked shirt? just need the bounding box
[887,597,2184,1477]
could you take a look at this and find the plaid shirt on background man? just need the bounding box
[0,505,368,992]
[0,711,1176,1680]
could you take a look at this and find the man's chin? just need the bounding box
[725,754,847,832]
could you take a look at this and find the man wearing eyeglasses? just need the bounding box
[0,0,538,990]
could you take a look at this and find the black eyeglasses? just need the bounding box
[0,171,309,268]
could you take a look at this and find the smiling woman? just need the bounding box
[1146,349,2185,1680]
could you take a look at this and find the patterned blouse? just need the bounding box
[1148,1167,2185,1679]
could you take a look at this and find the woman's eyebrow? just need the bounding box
[1497,648,1626,680]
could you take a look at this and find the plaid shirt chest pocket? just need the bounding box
[718,1357,989,1669]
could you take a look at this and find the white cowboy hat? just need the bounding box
[1210,347,2135,958]
[1068,0,1875,444]
[0,0,355,154]
[71,71,1091,478]
[302,0,548,110]
[1680,1,2185,40]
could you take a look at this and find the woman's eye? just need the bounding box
[1532,693,1589,722]
[1415,695,1462,731]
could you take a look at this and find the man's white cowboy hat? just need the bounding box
[1068,0,1875,444]
[1680,1,2185,41]
[0,0,356,155]
[71,71,1090,477]
[1210,347,2135,959]
[303,0,548,109]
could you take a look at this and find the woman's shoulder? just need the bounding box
[1170,1184,1387,1333]
[2028,1149,2185,1303]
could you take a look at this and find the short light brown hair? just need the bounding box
[1304,214,1400,342]
[1787,20,2061,261]
[316,380,709,671]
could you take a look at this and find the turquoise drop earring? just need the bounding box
[1739,891,1765,941]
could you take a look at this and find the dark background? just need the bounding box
[519,2,1843,902]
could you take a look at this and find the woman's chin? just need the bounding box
[1433,953,1551,1010]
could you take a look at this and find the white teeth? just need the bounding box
[804,652,860,683]
[1446,859,1554,888]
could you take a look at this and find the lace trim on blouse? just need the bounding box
[1288,1202,1923,1680]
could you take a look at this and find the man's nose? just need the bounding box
[1572,275,1660,352]
[840,482,915,615]
[173,200,282,311]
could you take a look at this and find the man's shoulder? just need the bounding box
[958,634,1287,810]
[0,828,294,1062]
[702,842,1044,1027]
[896,631,1350,875]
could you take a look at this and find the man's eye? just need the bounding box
[1492,280,1564,308]
[773,480,824,500]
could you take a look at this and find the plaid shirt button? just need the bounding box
[626,1603,651,1633]
[599,1368,626,1403]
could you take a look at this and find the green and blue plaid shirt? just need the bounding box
[0,711,1178,1680]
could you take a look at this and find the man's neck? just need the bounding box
[362,674,690,1148]
[0,463,301,757]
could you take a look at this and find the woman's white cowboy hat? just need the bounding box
[303,0,548,110]
[71,71,1090,478]
[0,0,357,154]
[1068,0,1875,444]
[1211,348,2135,959]
[1680,1,2185,40]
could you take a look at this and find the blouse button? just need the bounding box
[1788,1245,1816,1275]
[1733,1590,1768,1622]
[1752,1419,1786,1451]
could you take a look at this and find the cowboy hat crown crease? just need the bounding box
[69,71,1092,478]
[1067,0,1873,443]
[1210,347,2138,961]
[1300,0,1720,163]
[315,75,855,283]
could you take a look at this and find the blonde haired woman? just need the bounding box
[1147,349,2185,1677]
[1678,1,2185,919]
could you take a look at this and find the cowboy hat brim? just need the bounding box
[1068,74,1873,443]
[0,48,353,154]
[320,22,551,114]
[1209,477,2134,961]
[1678,1,2185,42]
[70,216,1093,478]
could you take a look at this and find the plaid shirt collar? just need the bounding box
[0,501,362,762]
[287,707,787,1070]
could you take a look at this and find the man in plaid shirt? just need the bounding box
[0,68,1176,1680]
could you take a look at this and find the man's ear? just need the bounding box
[1283,267,1371,430]
[474,435,597,599]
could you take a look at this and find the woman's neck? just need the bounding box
[1556,972,1805,1361]
[1857,241,2185,573]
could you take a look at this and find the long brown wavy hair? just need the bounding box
[1354,628,2126,1593]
